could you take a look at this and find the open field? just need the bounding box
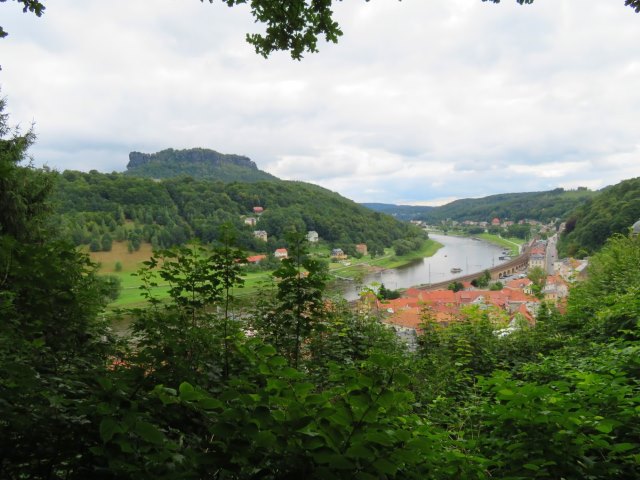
[87,241,155,273]
[93,239,444,309]
[91,241,278,309]
[88,242,168,308]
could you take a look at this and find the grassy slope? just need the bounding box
[475,233,524,256]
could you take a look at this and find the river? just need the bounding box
[336,234,511,300]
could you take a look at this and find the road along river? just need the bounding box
[337,234,511,301]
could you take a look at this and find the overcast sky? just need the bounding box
[2,0,640,205]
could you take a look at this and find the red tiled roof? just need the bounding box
[380,287,539,331]
[505,278,533,289]
[246,255,267,263]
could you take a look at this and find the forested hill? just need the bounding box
[558,176,640,257]
[52,170,419,253]
[125,148,279,183]
[364,188,596,223]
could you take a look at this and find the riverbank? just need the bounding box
[328,238,444,280]
[475,233,524,256]
[429,230,524,256]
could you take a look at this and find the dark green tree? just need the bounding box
[101,231,113,251]
[258,231,329,368]
[0,95,115,480]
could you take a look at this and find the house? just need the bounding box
[244,217,257,226]
[528,254,545,269]
[253,206,264,215]
[491,218,500,226]
[306,231,319,243]
[505,277,534,295]
[542,275,569,302]
[246,254,267,264]
[274,248,288,260]
[330,248,347,260]
[253,230,268,242]
[355,243,368,256]
[553,257,586,282]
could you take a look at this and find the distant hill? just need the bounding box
[558,177,640,257]
[363,188,596,223]
[125,148,279,183]
[361,203,434,221]
[52,170,419,254]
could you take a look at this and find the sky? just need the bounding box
[2,0,640,205]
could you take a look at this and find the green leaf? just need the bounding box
[254,431,277,448]
[394,372,411,387]
[179,382,203,401]
[293,382,314,398]
[346,443,373,459]
[312,451,355,469]
[329,405,352,427]
[198,397,224,410]
[364,431,394,446]
[611,443,636,453]
[135,421,164,445]
[179,382,194,394]
[372,458,398,475]
[257,344,276,357]
[99,418,123,443]
[595,419,618,434]
[267,355,287,367]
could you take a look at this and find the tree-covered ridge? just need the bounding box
[52,170,420,253]
[363,187,596,223]
[125,148,279,183]
[558,176,640,257]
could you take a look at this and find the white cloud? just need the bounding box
[2,0,639,204]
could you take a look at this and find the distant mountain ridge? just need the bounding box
[125,148,279,183]
[363,188,596,223]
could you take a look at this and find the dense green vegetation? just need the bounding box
[125,148,279,183]
[558,176,640,257]
[364,187,596,223]
[52,169,422,256]
[3,103,640,479]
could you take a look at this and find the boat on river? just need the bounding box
[450,267,462,273]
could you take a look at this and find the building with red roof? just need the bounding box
[246,255,267,264]
[274,248,288,259]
